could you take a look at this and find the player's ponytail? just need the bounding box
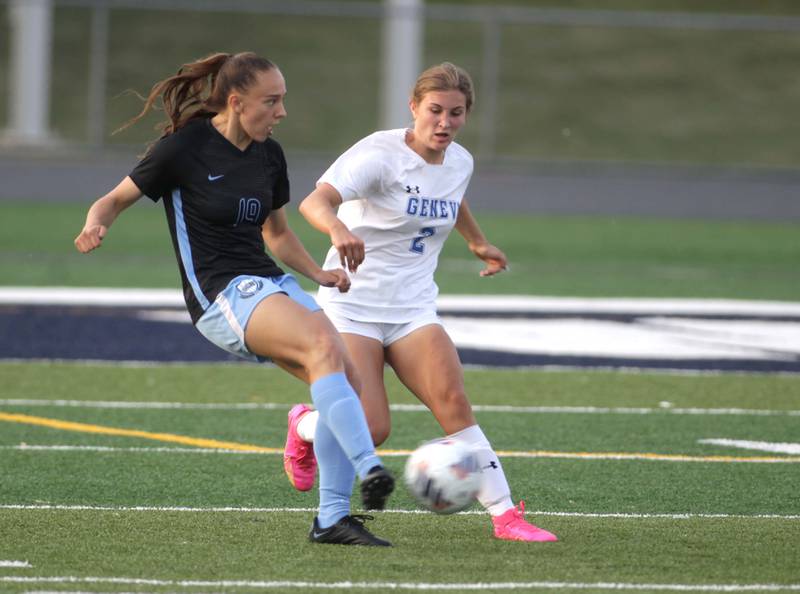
[116,51,277,141]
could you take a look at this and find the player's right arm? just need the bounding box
[299,182,365,273]
[74,176,143,254]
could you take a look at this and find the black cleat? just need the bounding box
[360,466,395,511]
[309,515,392,546]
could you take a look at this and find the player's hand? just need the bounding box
[473,243,508,277]
[329,225,364,273]
[74,225,107,254]
[317,268,351,293]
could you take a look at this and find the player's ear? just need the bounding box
[409,99,418,120]
[229,93,243,115]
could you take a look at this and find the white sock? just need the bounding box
[297,409,319,442]
[448,424,514,516]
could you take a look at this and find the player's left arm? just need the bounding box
[454,199,508,277]
[262,207,350,292]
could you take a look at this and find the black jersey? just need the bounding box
[130,117,289,323]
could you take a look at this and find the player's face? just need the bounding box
[235,68,287,142]
[409,90,468,161]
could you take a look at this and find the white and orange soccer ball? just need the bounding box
[404,438,482,514]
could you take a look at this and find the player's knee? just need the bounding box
[435,389,475,425]
[440,388,471,412]
[305,327,346,374]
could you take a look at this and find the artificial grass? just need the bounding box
[2,202,799,300]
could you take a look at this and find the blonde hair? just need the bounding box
[411,62,474,112]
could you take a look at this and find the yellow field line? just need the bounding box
[0,412,280,453]
[3,411,798,463]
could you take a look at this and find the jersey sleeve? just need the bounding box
[129,134,182,202]
[317,139,386,202]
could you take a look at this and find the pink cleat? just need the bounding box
[283,404,317,492]
[492,501,558,542]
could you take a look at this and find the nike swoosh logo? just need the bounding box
[208,174,224,181]
[311,530,326,539]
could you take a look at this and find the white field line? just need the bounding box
[0,357,257,368]
[1,576,800,592]
[5,286,800,316]
[2,398,799,417]
[698,439,800,455]
[2,504,799,520]
[0,560,31,568]
[0,399,288,410]
[2,445,264,454]
[4,444,799,464]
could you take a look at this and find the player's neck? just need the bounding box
[405,130,445,165]
[211,114,252,152]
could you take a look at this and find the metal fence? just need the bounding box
[3,0,800,166]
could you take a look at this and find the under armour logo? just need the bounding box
[405,185,420,194]
[484,461,499,470]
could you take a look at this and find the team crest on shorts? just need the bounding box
[236,278,263,298]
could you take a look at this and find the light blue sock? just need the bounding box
[310,372,382,479]
[314,418,356,528]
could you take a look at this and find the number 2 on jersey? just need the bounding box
[410,227,435,254]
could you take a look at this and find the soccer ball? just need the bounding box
[404,439,482,514]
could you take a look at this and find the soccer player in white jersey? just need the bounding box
[283,62,557,542]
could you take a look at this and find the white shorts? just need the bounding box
[323,305,442,347]
[195,273,320,363]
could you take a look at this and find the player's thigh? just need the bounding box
[244,293,345,378]
[385,324,474,425]
[341,333,392,443]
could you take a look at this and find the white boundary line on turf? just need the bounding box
[1,445,271,454]
[4,286,800,316]
[0,560,31,568]
[2,504,798,520]
[4,445,799,464]
[2,398,798,417]
[698,439,800,455]
[1,576,799,591]
[0,357,260,368]
[0,399,288,410]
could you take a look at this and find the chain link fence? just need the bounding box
[2,0,800,167]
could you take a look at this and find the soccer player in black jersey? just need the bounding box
[74,52,394,546]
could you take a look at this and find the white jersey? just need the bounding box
[317,128,473,323]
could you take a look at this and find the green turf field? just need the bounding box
[1,3,799,591]
[0,363,798,592]
[2,201,799,300]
